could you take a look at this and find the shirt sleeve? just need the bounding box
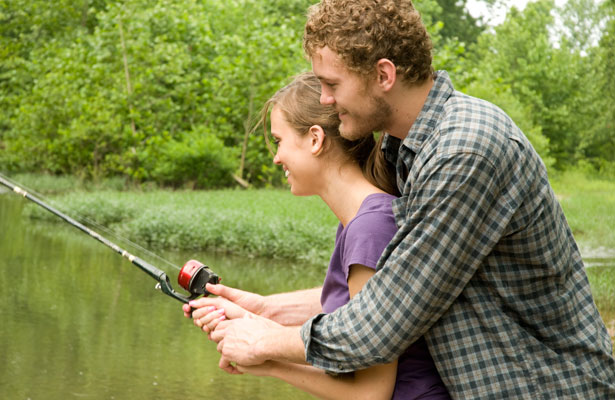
[300,151,517,373]
[341,208,397,278]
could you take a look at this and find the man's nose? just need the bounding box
[320,89,335,105]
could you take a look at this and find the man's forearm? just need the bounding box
[262,287,322,326]
[258,325,307,364]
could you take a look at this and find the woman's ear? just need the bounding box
[375,58,396,92]
[308,125,326,156]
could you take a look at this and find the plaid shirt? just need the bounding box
[301,71,615,399]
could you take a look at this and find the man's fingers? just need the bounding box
[219,355,242,375]
[209,320,230,343]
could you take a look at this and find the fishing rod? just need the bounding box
[0,173,219,304]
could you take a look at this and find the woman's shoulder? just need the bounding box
[348,193,396,227]
[344,193,398,244]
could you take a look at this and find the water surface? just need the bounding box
[0,195,322,399]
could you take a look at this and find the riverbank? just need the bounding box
[9,174,339,266]
[7,171,615,261]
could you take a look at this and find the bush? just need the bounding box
[139,128,238,189]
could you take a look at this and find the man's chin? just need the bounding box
[339,123,371,141]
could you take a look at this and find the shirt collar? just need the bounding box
[381,71,455,164]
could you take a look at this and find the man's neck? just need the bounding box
[385,77,434,140]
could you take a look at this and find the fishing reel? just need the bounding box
[178,260,220,298]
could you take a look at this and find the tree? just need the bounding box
[579,0,615,172]
[0,0,311,187]
[433,0,485,44]
[464,0,607,169]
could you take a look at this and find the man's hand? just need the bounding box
[211,313,282,367]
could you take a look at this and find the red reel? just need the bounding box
[178,260,220,296]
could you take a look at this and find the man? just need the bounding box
[194,0,615,397]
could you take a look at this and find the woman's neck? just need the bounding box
[318,163,385,227]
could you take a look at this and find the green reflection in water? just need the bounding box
[0,195,322,399]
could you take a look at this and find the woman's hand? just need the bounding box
[182,283,267,318]
[185,296,249,333]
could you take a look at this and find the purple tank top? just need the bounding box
[321,193,450,400]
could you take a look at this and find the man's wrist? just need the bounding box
[257,325,306,364]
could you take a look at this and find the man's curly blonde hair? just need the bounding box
[304,0,434,85]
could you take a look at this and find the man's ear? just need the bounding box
[308,125,326,156]
[375,58,396,92]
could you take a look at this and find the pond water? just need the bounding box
[0,195,323,400]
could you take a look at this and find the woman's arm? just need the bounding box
[237,264,397,400]
[187,284,323,327]
[239,359,395,400]
[260,287,323,325]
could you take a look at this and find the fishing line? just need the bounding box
[0,173,180,271]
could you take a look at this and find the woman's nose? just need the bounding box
[273,152,281,165]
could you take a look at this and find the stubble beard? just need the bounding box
[338,94,392,140]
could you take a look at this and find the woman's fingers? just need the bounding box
[201,308,226,333]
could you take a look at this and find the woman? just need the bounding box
[186,72,449,400]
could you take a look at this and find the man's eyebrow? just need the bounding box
[317,76,337,84]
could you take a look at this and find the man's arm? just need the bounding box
[209,264,394,373]
[300,152,516,373]
[210,314,306,367]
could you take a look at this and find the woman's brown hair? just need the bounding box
[257,72,399,196]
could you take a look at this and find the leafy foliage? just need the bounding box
[0,0,613,185]
[0,0,310,186]
[458,0,614,171]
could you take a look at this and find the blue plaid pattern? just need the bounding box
[301,71,615,398]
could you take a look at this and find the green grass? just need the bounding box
[550,171,615,257]
[12,170,614,261]
[586,267,615,349]
[23,187,339,266]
